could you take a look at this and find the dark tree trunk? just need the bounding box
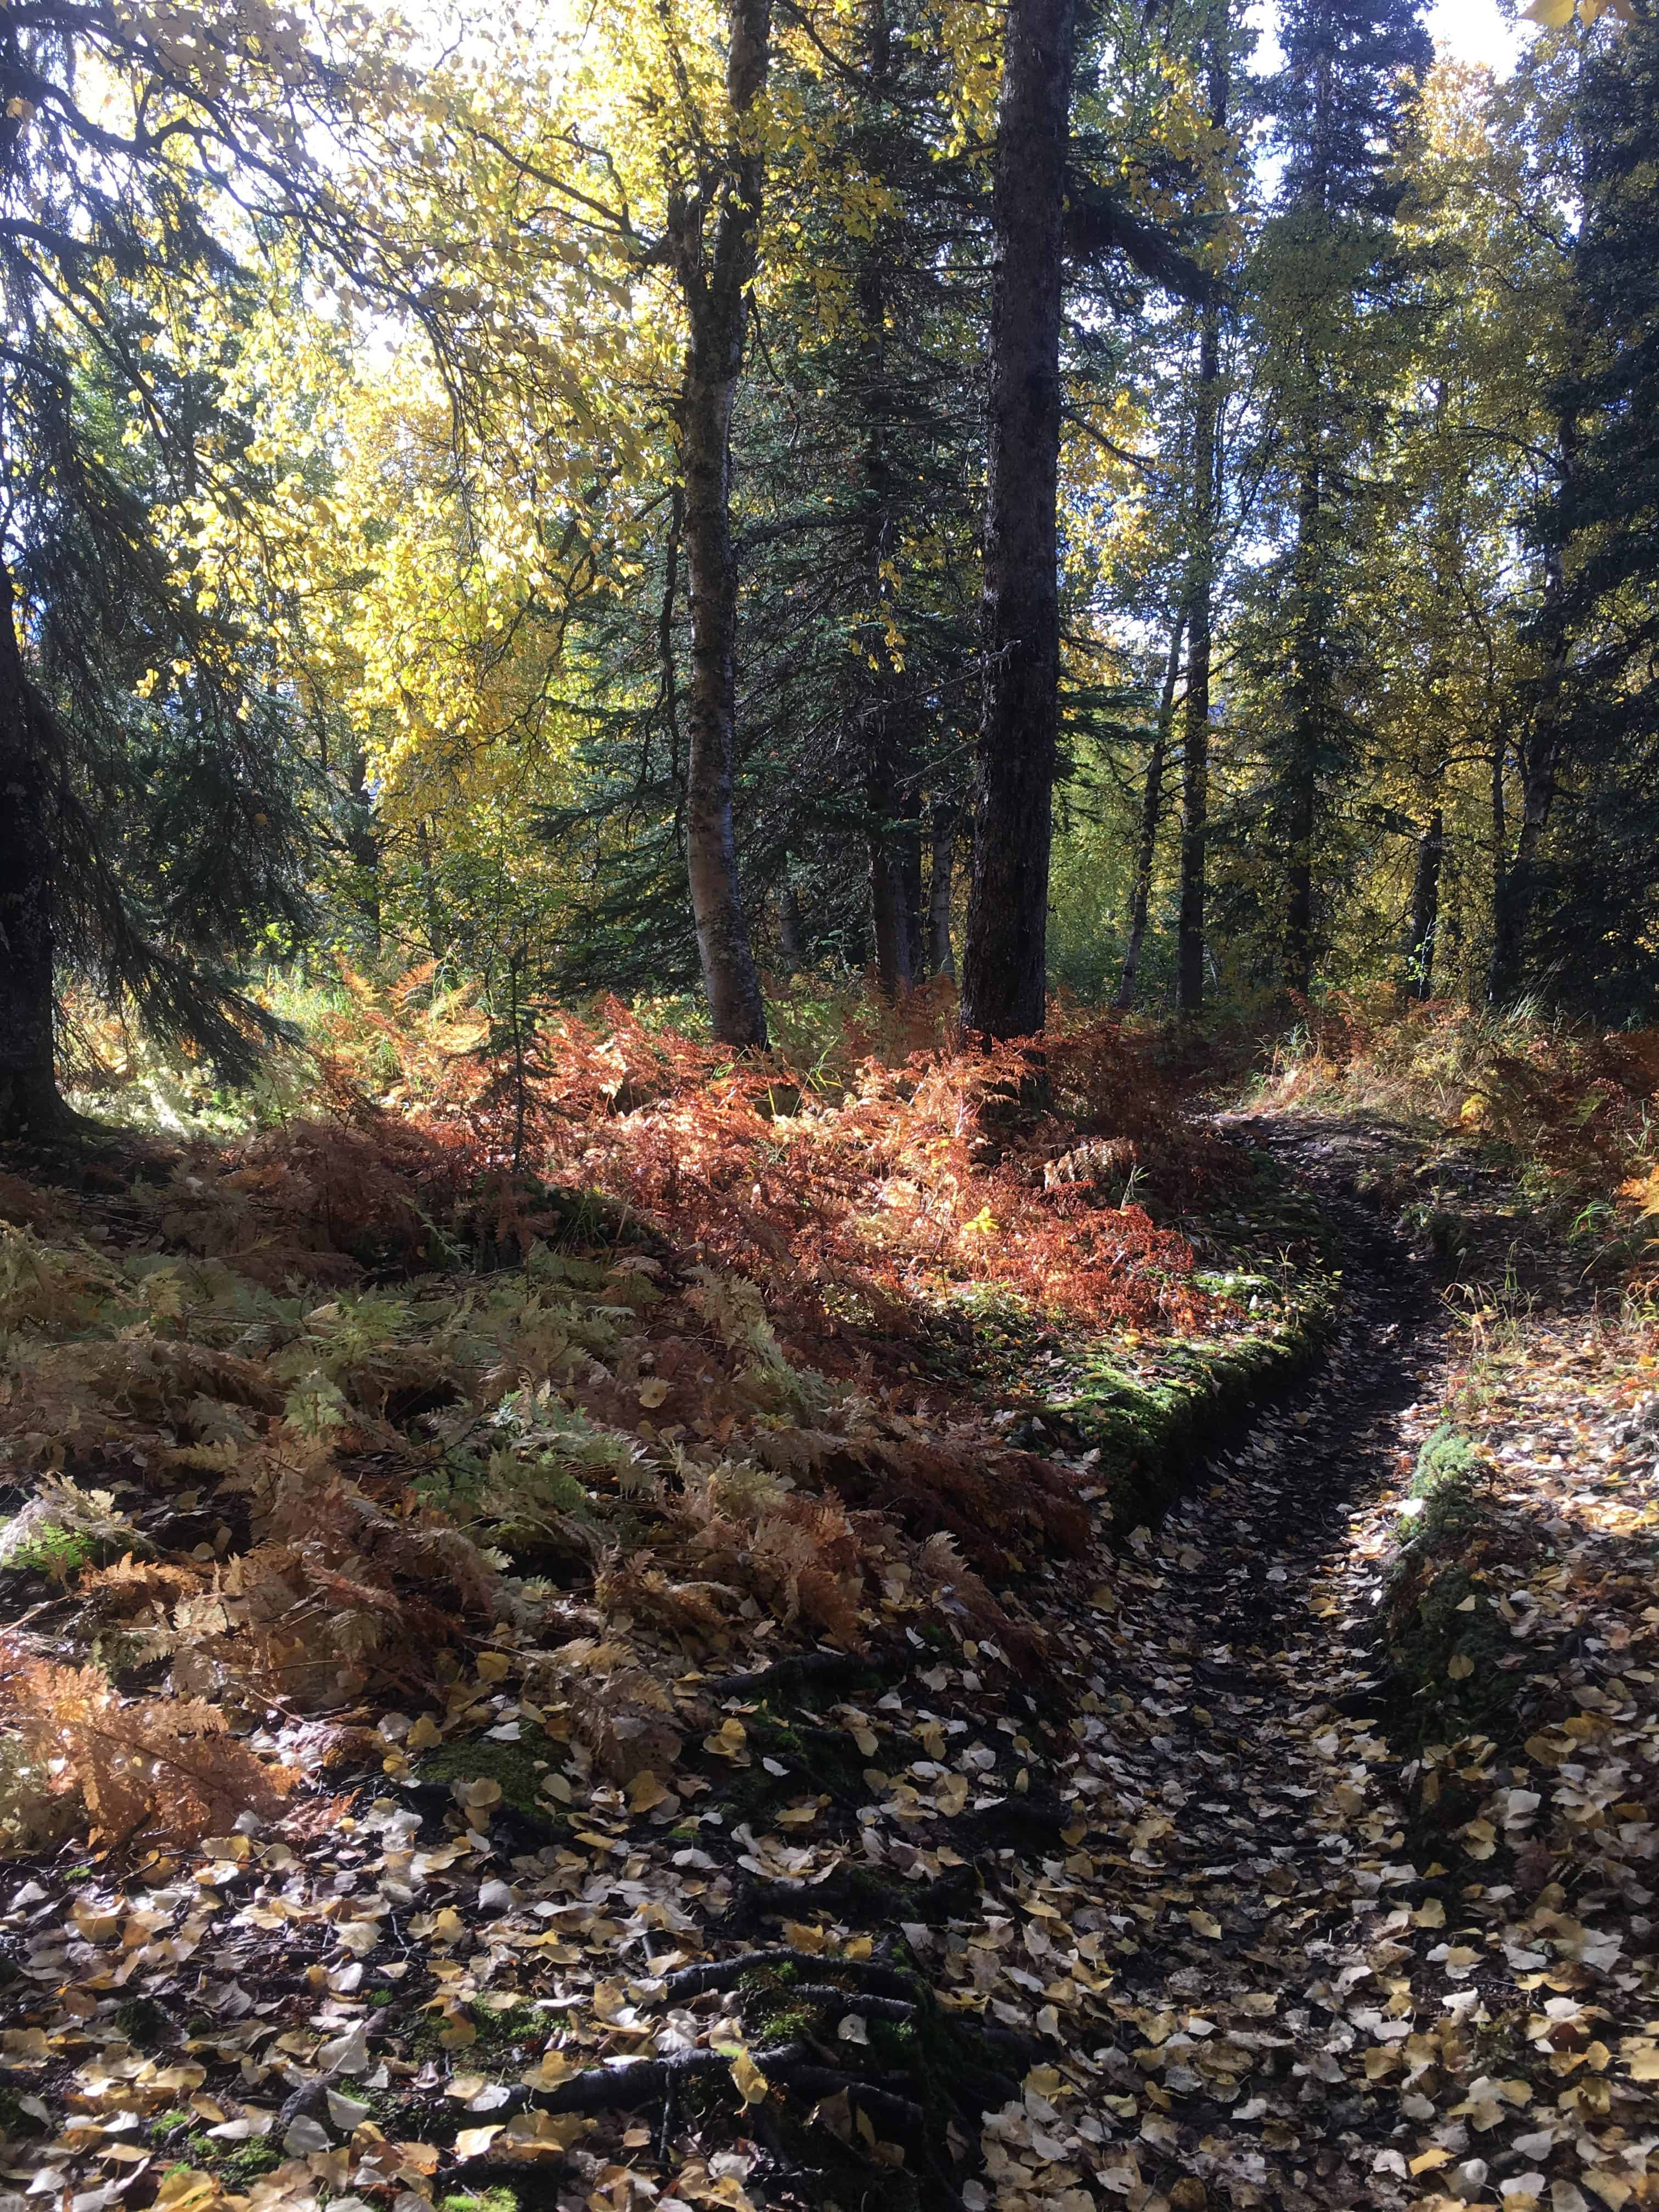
[1115,617,1185,1012]
[342,746,382,953]
[1487,729,1509,999]
[0,560,67,1140]
[415,817,446,966]
[1405,807,1444,1001]
[1489,542,1571,1007]
[669,0,771,1050]
[659,479,688,869]
[1282,439,1323,1000]
[1176,54,1226,1018]
[778,870,804,969]
[868,715,916,1000]
[928,801,957,978]
[1488,320,1583,1008]
[959,0,1075,1041]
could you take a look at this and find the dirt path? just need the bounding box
[980,1118,1656,2212]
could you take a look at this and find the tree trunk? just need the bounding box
[342,746,382,953]
[0,558,67,1140]
[659,479,688,870]
[1404,806,1444,1001]
[1282,437,1322,1000]
[778,869,804,969]
[670,0,771,1050]
[415,817,446,966]
[1489,540,1571,1008]
[1486,730,1509,1001]
[1487,286,1584,1007]
[959,0,1075,1042]
[1177,50,1226,1017]
[928,802,957,978]
[868,711,916,1000]
[1115,616,1185,1012]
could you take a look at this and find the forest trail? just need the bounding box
[962,1111,1656,2212]
[3,1113,1656,2212]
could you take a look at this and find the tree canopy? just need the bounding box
[1,0,1656,1131]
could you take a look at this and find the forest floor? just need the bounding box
[0,1087,1655,2212]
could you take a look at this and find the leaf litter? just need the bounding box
[0,1090,1652,2212]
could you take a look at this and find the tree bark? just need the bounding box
[1115,617,1185,1012]
[959,0,1075,1042]
[1489,523,1573,1007]
[1404,806,1444,1001]
[0,557,67,1139]
[669,0,771,1049]
[928,802,957,978]
[1282,435,1323,1000]
[868,719,916,998]
[777,868,804,969]
[1176,48,1227,1018]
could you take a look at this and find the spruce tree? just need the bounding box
[0,0,404,1137]
[1254,0,1431,998]
[1515,5,1659,1015]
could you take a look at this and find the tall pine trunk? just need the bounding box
[868,706,917,998]
[1177,37,1227,1017]
[670,0,771,1049]
[0,559,66,1139]
[928,802,957,978]
[959,0,1075,1041]
[1489,494,1574,1006]
[1282,437,1323,999]
[1177,294,1222,1016]
[1115,616,1185,1011]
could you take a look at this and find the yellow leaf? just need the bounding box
[637,1376,670,1407]
[1413,1898,1447,1928]
[1520,0,1576,20]
[453,2125,504,2160]
[729,2045,770,2105]
[407,1714,442,1750]
[1584,2172,1632,2210]
[1410,2146,1453,2175]
[521,2050,574,2091]
[627,1769,673,1814]
[1447,1652,1475,1681]
[153,2172,223,2212]
[475,1651,511,1683]
[781,1921,828,1953]
[1188,1911,1222,1939]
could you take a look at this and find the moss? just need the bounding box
[1054,1285,1338,1532]
[714,1710,868,1821]
[112,1996,172,2049]
[415,1726,565,1818]
[411,1999,545,2061]
[868,2017,920,2064]
[1384,1426,1528,1751]
[440,2193,521,2212]
[215,2137,284,2186]
[0,2087,44,2137]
